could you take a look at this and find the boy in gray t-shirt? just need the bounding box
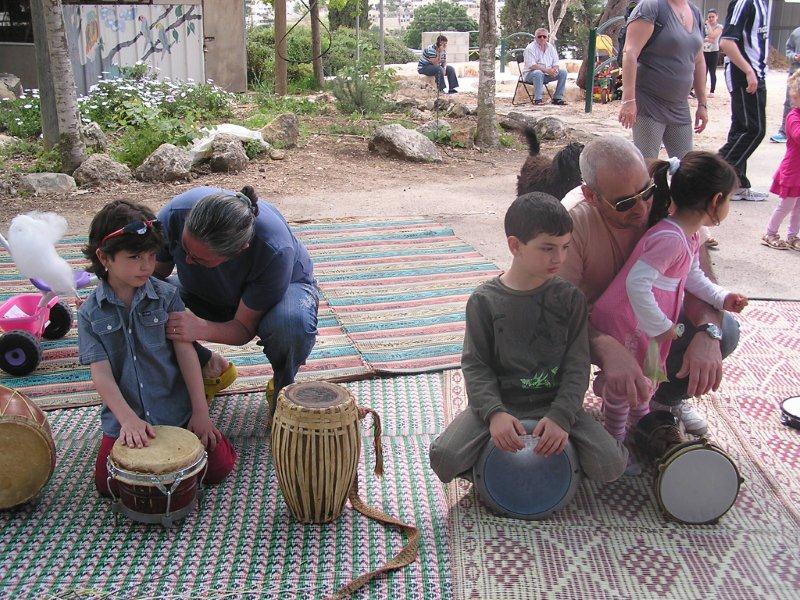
[430,193,627,485]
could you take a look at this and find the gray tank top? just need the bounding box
[629,0,703,125]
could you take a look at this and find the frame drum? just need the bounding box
[780,396,800,430]
[473,419,581,520]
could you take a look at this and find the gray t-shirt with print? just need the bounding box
[630,0,703,125]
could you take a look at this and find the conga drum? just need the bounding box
[271,381,363,524]
[781,396,800,430]
[473,419,581,520]
[634,410,743,524]
[0,386,56,509]
[106,425,207,527]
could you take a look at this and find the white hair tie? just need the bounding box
[668,157,681,175]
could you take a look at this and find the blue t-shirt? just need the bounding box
[157,187,315,312]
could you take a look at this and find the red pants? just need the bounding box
[95,432,237,496]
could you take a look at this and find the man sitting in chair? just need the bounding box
[523,28,568,106]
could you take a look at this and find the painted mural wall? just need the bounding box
[62,4,204,96]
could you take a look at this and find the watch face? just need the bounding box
[705,324,723,340]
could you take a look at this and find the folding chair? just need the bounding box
[510,48,553,107]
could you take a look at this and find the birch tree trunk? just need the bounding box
[475,0,498,149]
[30,0,86,173]
[310,0,324,88]
[547,0,573,41]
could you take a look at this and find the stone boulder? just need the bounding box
[417,119,452,140]
[18,173,77,195]
[0,134,19,148]
[499,111,539,132]
[0,179,17,196]
[409,108,427,120]
[369,124,442,163]
[209,134,248,173]
[450,124,476,149]
[534,116,567,140]
[134,144,192,182]
[0,73,22,100]
[395,97,420,110]
[81,121,108,152]
[446,102,469,118]
[432,97,452,112]
[260,113,299,149]
[269,148,287,160]
[73,154,132,186]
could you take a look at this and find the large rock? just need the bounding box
[209,134,248,173]
[409,107,427,120]
[534,116,567,140]
[0,179,16,196]
[450,124,476,149]
[446,102,469,118]
[369,124,442,163]
[499,111,539,132]
[81,121,107,152]
[260,113,299,149]
[18,173,77,195]
[0,134,19,148]
[134,143,192,182]
[73,154,132,186]
[417,119,452,140]
[0,73,22,100]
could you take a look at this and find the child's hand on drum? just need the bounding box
[188,412,222,451]
[723,293,748,313]
[119,417,156,448]
[489,411,526,452]
[533,417,568,457]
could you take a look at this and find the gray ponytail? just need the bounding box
[185,187,258,257]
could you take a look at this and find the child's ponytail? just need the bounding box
[648,159,671,228]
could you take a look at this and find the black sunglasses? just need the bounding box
[101,219,161,245]
[603,181,656,212]
[537,34,549,39]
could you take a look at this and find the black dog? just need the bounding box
[516,128,584,200]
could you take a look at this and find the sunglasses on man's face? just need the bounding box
[100,219,161,246]
[604,181,656,212]
[537,35,548,39]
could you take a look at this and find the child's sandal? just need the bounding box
[761,234,790,250]
[788,236,800,251]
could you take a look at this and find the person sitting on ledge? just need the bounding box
[418,34,459,94]
[523,28,568,106]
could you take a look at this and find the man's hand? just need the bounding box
[188,412,221,451]
[533,417,568,457]
[118,417,156,448]
[598,345,653,406]
[723,293,748,313]
[676,332,723,397]
[745,68,758,93]
[166,310,206,343]
[489,412,526,452]
[694,105,708,133]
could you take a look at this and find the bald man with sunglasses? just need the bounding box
[560,136,740,436]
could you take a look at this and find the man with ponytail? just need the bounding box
[155,186,318,404]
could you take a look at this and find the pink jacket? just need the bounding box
[772,108,800,198]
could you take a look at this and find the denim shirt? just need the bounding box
[77,277,193,437]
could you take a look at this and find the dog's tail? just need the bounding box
[524,127,540,157]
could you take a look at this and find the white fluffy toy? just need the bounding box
[2,212,76,297]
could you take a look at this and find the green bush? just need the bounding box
[329,67,398,115]
[243,139,268,159]
[112,118,199,169]
[0,95,42,138]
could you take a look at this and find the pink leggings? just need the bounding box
[593,373,653,443]
[766,196,800,238]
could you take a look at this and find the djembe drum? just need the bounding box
[634,410,742,524]
[473,419,581,520]
[781,396,800,429]
[106,426,207,527]
[0,385,56,509]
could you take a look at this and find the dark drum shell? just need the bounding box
[781,396,800,430]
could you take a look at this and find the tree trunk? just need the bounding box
[576,0,629,89]
[475,0,498,149]
[275,0,287,95]
[310,0,324,87]
[30,0,85,173]
[547,0,573,41]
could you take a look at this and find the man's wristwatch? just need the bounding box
[698,323,723,341]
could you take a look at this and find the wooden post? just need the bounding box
[379,0,385,69]
[275,0,287,95]
[310,0,324,87]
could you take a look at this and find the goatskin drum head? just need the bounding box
[0,421,53,509]
[111,426,203,475]
[781,396,800,430]
[282,381,350,409]
[473,419,580,520]
[657,445,740,524]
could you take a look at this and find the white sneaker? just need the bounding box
[732,188,769,202]
[651,399,708,436]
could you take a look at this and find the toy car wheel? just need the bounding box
[43,300,73,340]
[0,330,42,376]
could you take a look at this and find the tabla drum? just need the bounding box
[271,381,361,524]
[0,386,56,509]
[780,396,800,430]
[472,419,581,520]
[107,425,207,527]
[634,410,743,524]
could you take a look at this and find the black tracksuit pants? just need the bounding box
[719,67,766,189]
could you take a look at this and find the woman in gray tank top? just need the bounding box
[618,0,707,160]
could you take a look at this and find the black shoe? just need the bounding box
[448,89,458,94]
[551,98,567,105]
[533,99,544,105]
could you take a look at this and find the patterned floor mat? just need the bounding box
[0,375,452,600]
[442,301,800,600]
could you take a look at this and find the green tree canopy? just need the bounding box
[403,1,479,49]
[329,0,370,31]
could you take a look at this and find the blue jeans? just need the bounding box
[524,68,567,101]
[418,63,459,91]
[653,311,740,406]
[171,277,319,399]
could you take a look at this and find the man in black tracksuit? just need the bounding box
[719,0,770,201]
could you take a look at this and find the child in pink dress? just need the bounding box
[763,71,800,251]
[590,152,749,471]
